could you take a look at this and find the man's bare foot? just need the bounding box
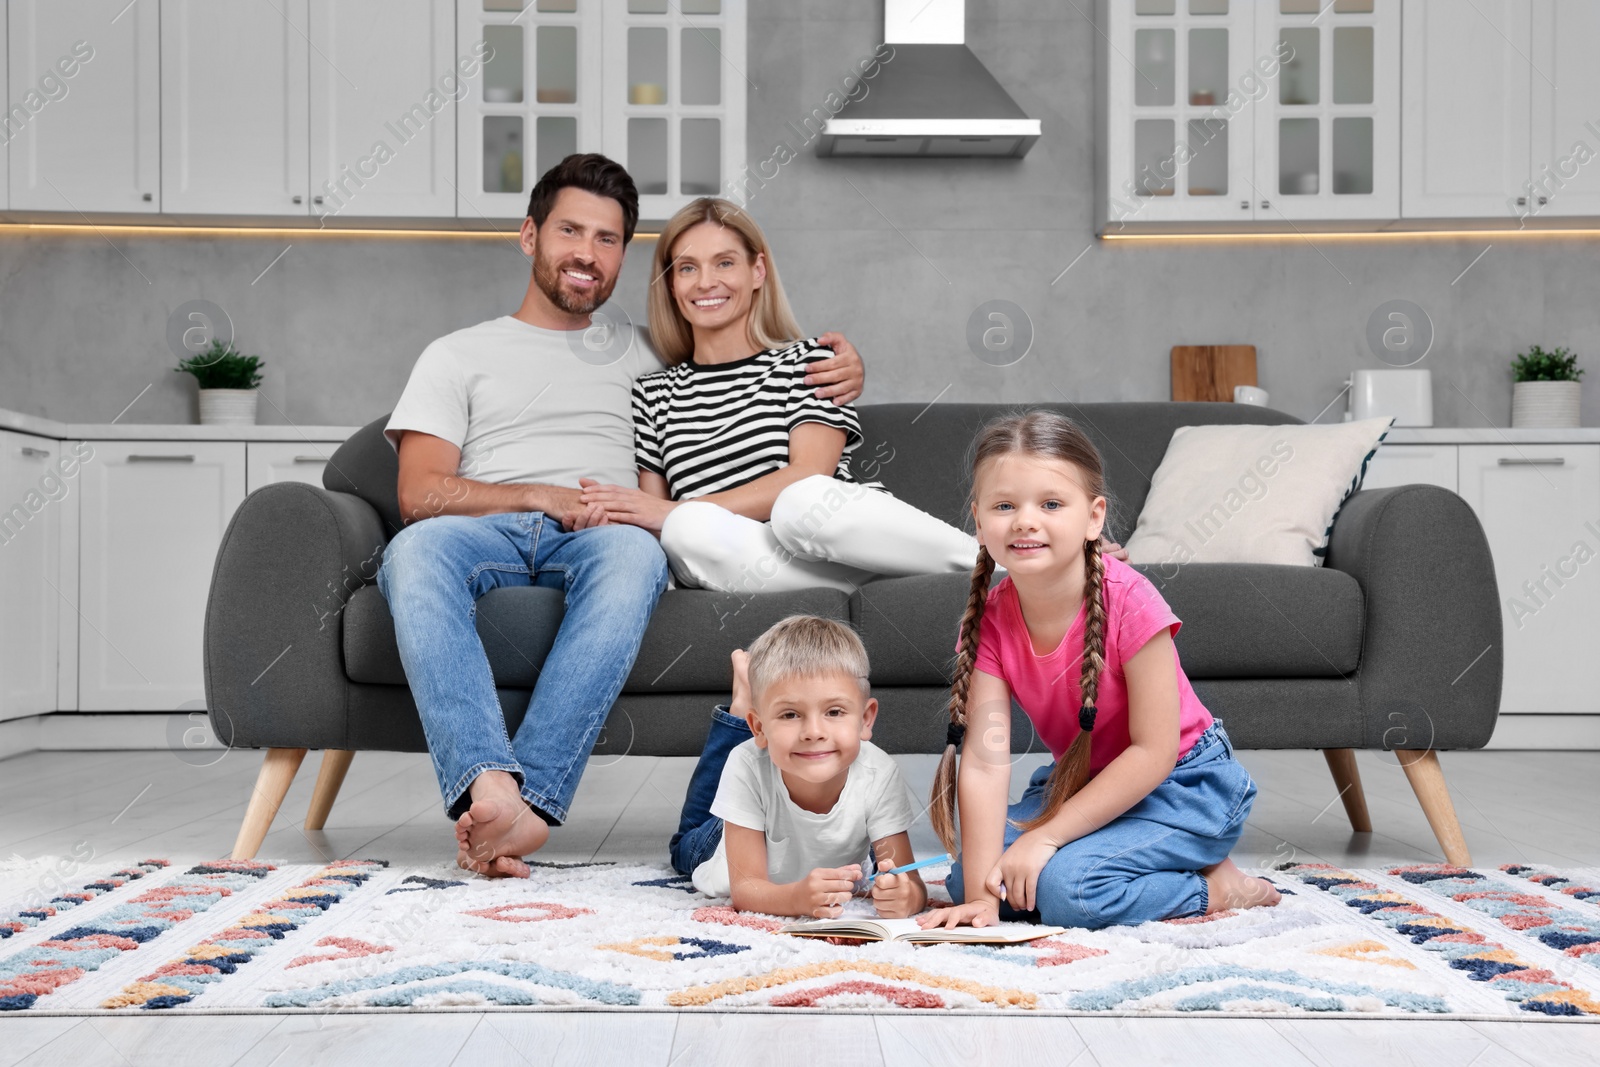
[1202,857,1282,914]
[453,770,550,879]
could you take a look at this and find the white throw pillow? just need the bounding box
[1122,417,1393,568]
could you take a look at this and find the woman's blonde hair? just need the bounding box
[746,615,871,701]
[647,198,803,366]
[929,410,1112,855]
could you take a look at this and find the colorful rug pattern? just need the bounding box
[2,857,1599,1016]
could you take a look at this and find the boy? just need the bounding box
[669,616,927,919]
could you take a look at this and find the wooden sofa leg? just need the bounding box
[232,748,307,860]
[1395,749,1472,867]
[305,750,355,831]
[1322,749,1373,832]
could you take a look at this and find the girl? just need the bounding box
[577,197,978,593]
[920,410,1280,930]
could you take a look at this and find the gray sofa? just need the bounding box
[205,401,1501,864]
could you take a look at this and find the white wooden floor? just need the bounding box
[1,745,1597,1066]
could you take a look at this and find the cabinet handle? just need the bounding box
[1517,196,1528,206]
[128,454,196,462]
[1497,457,1565,466]
[18,446,50,458]
[1260,198,1271,210]
[1538,195,1549,206]
[1239,199,1250,210]
[292,455,326,463]
[142,192,153,202]
[292,195,304,204]
[313,195,325,205]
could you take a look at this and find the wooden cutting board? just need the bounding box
[1171,345,1258,402]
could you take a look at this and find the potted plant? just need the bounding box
[175,341,266,426]
[1511,345,1583,428]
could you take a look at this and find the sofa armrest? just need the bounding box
[204,483,389,750]
[1323,484,1503,750]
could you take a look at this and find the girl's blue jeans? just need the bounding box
[948,720,1257,928]
[376,511,668,825]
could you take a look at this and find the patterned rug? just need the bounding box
[3,855,1600,1018]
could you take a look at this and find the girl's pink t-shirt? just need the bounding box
[967,555,1214,773]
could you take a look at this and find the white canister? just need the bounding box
[1511,380,1581,428]
[198,389,259,426]
[1233,385,1269,406]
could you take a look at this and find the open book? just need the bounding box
[781,917,1065,944]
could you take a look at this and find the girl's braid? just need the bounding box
[929,545,996,854]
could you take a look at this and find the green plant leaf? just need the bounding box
[174,340,265,389]
[1511,344,1584,382]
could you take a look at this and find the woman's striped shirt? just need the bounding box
[631,338,884,501]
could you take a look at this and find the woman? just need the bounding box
[577,197,977,593]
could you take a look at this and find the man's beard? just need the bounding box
[533,248,614,316]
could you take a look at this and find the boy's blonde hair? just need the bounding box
[746,615,871,702]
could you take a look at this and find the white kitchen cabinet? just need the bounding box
[245,442,340,494]
[1251,0,1399,221]
[458,0,603,219]
[8,0,160,213]
[1362,443,1457,493]
[1527,0,1600,218]
[1401,0,1533,218]
[1456,444,1600,715]
[77,442,246,711]
[0,431,63,722]
[1101,0,1257,225]
[310,0,458,219]
[458,0,746,221]
[160,0,311,215]
[1101,0,1397,228]
[599,0,747,222]
[0,12,7,210]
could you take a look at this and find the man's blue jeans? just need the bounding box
[376,511,668,825]
[668,705,751,876]
[949,720,1257,928]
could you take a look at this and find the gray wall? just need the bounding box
[1,0,1595,430]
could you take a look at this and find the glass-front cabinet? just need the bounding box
[458,0,744,221]
[600,0,745,221]
[1257,0,1398,220]
[1103,0,1257,224]
[1101,0,1398,228]
[457,0,603,219]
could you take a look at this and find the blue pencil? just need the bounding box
[873,852,951,882]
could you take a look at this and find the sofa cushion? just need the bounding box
[1124,418,1393,567]
[342,583,851,692]
[851,562,1363,686]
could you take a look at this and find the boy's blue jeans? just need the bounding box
[669,705,751,875]
[376,511,668,825]
[949,720,1256,928]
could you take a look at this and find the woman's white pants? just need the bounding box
[658,475,978,594]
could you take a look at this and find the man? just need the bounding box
[376,155,866,878]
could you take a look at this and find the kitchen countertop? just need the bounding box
[0,406,361,441]
[1382,427,1600,444]
[4,404,1598,445]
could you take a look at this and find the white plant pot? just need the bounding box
[198,389,259,426]
[1511,380,1581,428]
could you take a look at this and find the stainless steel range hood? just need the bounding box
[817,0,1041,159]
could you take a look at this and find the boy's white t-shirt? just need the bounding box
[691,739,916,898]
[384,315,666,489]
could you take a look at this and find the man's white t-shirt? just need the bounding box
[384,315,666,488]
[691,739,916,898]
